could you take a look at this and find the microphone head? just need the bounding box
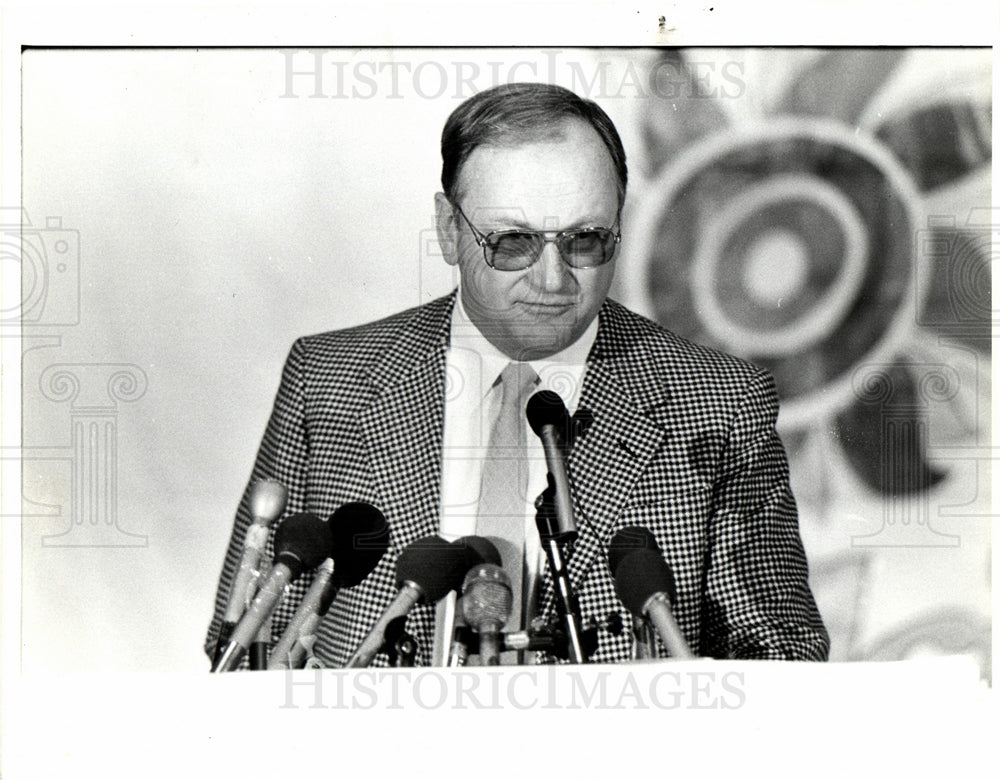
[526,390,570,438]
[248,479,288,525]
[327,502,390,587]
[451,535,502,568]
[273,513,335,579]
[608,525,661,576]
[461,563,513,632]
[608,527,678,614]
[395,535,469,602]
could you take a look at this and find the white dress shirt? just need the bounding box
[432,291,597,663]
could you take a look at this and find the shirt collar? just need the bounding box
[448,289,597,412]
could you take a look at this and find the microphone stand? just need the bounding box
[384,615,418,667]
[534,481,588,663]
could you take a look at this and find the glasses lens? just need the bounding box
[486,233,543,271]
[560,229,617,268]
[483,228,619,270]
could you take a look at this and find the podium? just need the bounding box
[3,657,989,779]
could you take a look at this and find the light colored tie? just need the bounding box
[476,361,539,641]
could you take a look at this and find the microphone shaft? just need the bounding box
[446,601,468,667]
[478,627,502,666]
[448,634,469,667]
[538,427,576,536]
[249,615,271,670]
[285,613,322,669]
[211,563,294,672]
[222,523,271,623]
[212,522,270,663]
[644,593,694,659]
[248,559,274,670]
[268,558,336,670]
[631,615,656,660]
[346,582,422,668]
[212,621,236,665]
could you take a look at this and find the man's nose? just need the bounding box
[533,241,572,292]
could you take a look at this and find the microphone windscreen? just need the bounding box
[461,563,513,630]
[452,535,502,568]
[273,513,335,578]
[328,502,390,587]
[610,550,678,616]
[608,525,661,576]
[395,535,468,602]
[248,479,288,524]
[526,390,570,437]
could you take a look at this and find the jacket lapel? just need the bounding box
[358,294,455,554]
[543,301,672,609]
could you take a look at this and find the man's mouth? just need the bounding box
[518,299,577,310]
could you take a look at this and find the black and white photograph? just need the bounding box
[2,5,995,778]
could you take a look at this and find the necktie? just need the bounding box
[476,361,539,643]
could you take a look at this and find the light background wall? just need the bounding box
[15,48,991,674]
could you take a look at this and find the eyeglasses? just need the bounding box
[451,202,621,271]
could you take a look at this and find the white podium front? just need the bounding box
[3,657,990,780]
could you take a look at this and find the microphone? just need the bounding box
[608,527,693,659]
[531,479,588,663]
[442,536,502,667]
[526,390,576,537]
[269,558,333,670]
[249,559,274,670]
[452,535,502,567]
[448,604,471,667]
[212,479,288,664]
[211,512,333,672]
[461,563,513,665]
[346,535,474,668]
[268,503,390,670]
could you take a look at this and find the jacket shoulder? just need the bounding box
[600,298,765,385]
[294,293,454,360]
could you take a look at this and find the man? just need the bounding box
[206,82,829,667]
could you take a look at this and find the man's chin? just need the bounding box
[496,327,580,361]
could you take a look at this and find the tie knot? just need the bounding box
[498,362,539,407]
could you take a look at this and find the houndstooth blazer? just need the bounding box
[206,292,829,666]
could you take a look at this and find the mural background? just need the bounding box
[14,48,992,675]
[615,48,993,674]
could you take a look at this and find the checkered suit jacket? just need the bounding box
[206,292,829,666]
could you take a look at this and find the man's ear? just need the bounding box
[434,192,460,267]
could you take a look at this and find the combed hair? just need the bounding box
[440,82,627,204]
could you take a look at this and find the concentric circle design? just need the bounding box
[690,174,868,357]
[625,119,926,429]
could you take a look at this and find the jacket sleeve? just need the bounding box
[701,368,830,660]
[203,338,311,661]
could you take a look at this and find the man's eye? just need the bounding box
[492,233,540,256]
[564,231,603,251]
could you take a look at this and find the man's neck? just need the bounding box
[450,288,599,368]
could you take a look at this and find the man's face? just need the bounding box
[436,120,620,360]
